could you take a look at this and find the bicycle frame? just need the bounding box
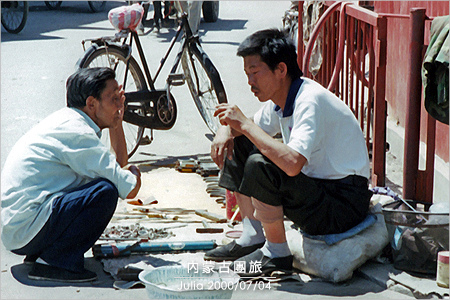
[79,1,227,157]
[82,11,196,129]
[125,12,194,90]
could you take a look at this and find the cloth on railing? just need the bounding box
[422,15,449,125]
[302,0,324,76]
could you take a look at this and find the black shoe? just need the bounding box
[28,263,97,283]
[229,249,293,277]
[203,240,265,261]
[23,254,39,265]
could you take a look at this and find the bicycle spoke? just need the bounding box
[181,45,225,133]
[2,2,26,31]
[79,46,147,158]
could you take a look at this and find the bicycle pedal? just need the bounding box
[139,135,152,145]
[168,73,185,86]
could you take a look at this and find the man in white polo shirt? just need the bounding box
[1,67,141,282]
[205,29,373,276]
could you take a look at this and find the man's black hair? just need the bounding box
[237,28,303,79]
[66,67,116,108]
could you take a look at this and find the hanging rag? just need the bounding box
[422,15,449,124]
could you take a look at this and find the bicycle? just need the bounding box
[1,1,29,34]
[77,2,227,158]
[44,1,107,13]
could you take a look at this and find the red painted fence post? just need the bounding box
[403,8,426,201]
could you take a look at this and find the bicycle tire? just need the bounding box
[202,1,219,23]
[181,41,227,134]
[87,1,106,13]
[77,45,147,158]
[1,1,28,34]
[44,1,62,10]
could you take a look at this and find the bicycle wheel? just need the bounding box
[78,45,147,158]
[1,1,28,34]
[181,41,227,134]
[87,1,106,13]
[202,1,219,23]
[44,1,62,10]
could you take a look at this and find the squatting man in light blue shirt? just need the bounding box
[1,67,142,283]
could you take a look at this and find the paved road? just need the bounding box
[1,0,293,168]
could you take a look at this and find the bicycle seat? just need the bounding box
[108,4,144,32]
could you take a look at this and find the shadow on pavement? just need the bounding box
[10,257,114,288]
[274,274,386,297]
[1,1,124,42]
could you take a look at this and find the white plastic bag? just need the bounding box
[108,4,144,32]
[286,203,389,282]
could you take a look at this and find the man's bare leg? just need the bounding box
[253,198,291,258]
[234,192,266,246]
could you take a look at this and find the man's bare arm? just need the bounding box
[215,104,306,176]
[109,86,128,167]
[109,123,128,167]
[126,165,141,199]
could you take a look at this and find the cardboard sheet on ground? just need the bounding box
[286,203,389,283]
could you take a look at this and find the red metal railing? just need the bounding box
[298,2,439,204]
[298,1,388,188]
[402,8,436,204]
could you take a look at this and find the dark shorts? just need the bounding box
[219,136,373,235]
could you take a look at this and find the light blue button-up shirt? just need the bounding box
[1,107,137,250]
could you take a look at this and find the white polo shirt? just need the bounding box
[1,107,137,250]
[253,77,370,180]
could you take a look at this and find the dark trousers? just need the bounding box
[12,178,118,272]
[219,136,373,235]
[153,1,171,24]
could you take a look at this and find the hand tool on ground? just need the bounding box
[92,240,217,258]
[132,208,179,220]
[227,206,240,228]
[146,213,179,220]
[176,159,198,172]
[127,199,144,205]
[195,209,227,223]
[127,198,158,206]
[196,220,224,233]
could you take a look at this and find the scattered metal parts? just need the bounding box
[127,199,144,205]
[196,220,224,234]
[176,158,198,172]
[101,223,175,241]
[195,209,227,223]
[227,207,240,228]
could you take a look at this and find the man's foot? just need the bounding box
[28,263,97,283]
[204,240,265,261]
[229,249,293,277]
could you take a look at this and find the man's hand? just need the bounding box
[214,105,307,177]
[211,125,234,169]
[111,85,126,129]
[110,85,128,167]
[214,104,252,133]
[126,164,141,199]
